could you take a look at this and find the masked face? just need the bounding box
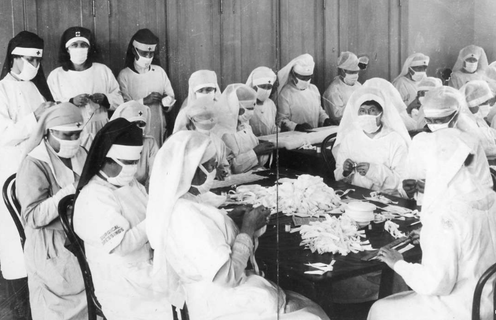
[255,87,271,102]
[69,47,88,65]
[357,113,382,134]
[238,107,254,123]
[426,112,458,132]
[343,71,359,86]
[464,61,478,73]
[134,48,153,69]
[409,67,426,82]
[102,158,138,187]
[478,104,491,118]
[15,57,40,81]
[49,130,82,158]
[295,78,310,90]
[191,163,216,194]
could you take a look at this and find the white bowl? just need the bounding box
[345,201,376,227]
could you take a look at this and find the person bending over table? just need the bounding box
[333,86,410,196]
[146,130,330,320]
[369,128,496,320]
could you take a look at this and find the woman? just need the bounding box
[74,118,171,320]
[0,30,55,320]
[369,129,496,320]
[146,130,329,320]
[246,66,279,136]
[215,83,275,174]
[322,51,362,125]
[110,101,159,189]
[173,69,221,133]
[449,45,495,90]
[118,29,175,146]
[17,103,87,320]
[333,86,410,194]
[48,26,123,141]
[392,53,430,110]
[276,53,331,131]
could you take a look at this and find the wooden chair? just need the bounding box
[58,195,105,320]
[472,262,496,320]
[320,132,337,179]
[2,174,25,249]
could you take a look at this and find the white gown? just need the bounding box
[74,177,172,320]
[47,63,124,138]
[249,99,278,137]
[118,65,174,146]
[322,76,361,123]
[449,70,487,89]
[222,122,265,174]
[392,76,418,106]
[0,73,44,280]
[334,128,408,192]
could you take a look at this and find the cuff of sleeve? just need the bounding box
[235,233,254,255]
[393,259,409,276]
[138,98,144,105]
[365,163,380,182]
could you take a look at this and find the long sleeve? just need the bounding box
[0,103,37,147]
[110,220,148,256]
[448,72,465,90]
[117,70,134,103]
[104,67,124,110]
[17,157,75,228]
[323,85,344,123]
[365,138,408,190]
[318,106,329,126]
[334,134,354,184]
[277,89,297,130]
[222,132,259,174]
[213,233,253,286]
[162,70,175,98]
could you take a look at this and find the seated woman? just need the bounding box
[173,69,221,133]
[245,66,279,136]
[333,86,410,195]
[74,118,171,320]
[369,129,496,320]
[449,45,495,90]
[392,53,430,110]
[215,84,275,174]
[146,130,329,320]
[276,53,331,131]
[17,103,87,319]
[110,101,158,189]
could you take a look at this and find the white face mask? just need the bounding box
[16,57,39,81]
[410,68,426,82]
[191,164,216,194]
[256,87,271,102]
[357,113,382,134]
[102,157,138,187]
[196,91,215,102]
[134,51,153,69]
[69,47,88,65]
[343,73,359,86]
[479,104,491,118]
[465,61,478,73]
[427,113,457,132]
[50,133,81,158]
[238,108,254,123]
[419,97,425,105]
[295,78,310,90]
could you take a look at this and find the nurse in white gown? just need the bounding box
[449,45,496,90]
[146,130,330,320]
[369,129,496,320]
[392,53,430,112]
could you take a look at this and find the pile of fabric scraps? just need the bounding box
[304,261,335,275]
[384,220,406,239]
[299,215,366,255]
[228,174,342,217]
[363,191,398,205]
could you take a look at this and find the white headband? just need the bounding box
[65,37,90,48]
[253,77,274,86]
[11,47,43,57]
[410,59,429,67]
[424,108,457,118]
[194,83,216,92]
[133,40,157,52]
[106,144,142,160]
[50,122,83,132]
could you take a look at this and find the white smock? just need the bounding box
[118,65,174,146]
[368,129,496,320]
[250,98,278,136]
[47,63,124,138]
[74,177,172,320]
[0,73,43,280]
[449,45,496,90]
[322,76,361,123]
[392,53,429,106]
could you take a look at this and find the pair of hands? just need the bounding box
[376,229,421,269]
[143,92,166,105]
[343,159,370,177]
[215,167,229,181]
[407,96,422,114]
[254,142,275,156]
[402,179,425,199]
[72,93,106,106]
[227,205,271,237]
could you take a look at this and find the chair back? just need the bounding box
[472,262,496,320]
[58,195,105,320]
[2,174,26,249]
[320,133,337,179]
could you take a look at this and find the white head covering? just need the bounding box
[393,53,430,83]
[110,101,152,135]
[423,86,464,118]
[460,80,493,108]
[186,97,217,131]
[212,83,257,137]
[452,45,489,73]
[333,86,411,158]
[146,130,216,306]
[186,70,222,106]
[338,51,360,72]
[276,53,315,97]
[246,66,277,87]
[417,77,443,92]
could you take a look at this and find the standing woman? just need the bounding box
[118,29,175,146]
[48,26,123,141]
[0,31,55,319]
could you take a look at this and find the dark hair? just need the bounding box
[124,29,161,72]
[58,27,100,71]
[360,100,383,112]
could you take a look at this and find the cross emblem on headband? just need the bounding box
[138,111,143,116]
[75,31,81,37]
[148,47,152,51]
[76,122,81,128]
[36,51,41,56]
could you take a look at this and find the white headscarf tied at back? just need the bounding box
[212,83,257,137]
[338,51,360,71]
[333,86,411,159]
[417,77,443,92]
[246,66,276,87]
[276,53,315,97]
[393,52,430,83]
[460,80,493,108]
[364,77,417,131]
[146,130,216,307]
[452,45,489,73]
[186,70,222,105]
[422,86,464,118]
[110,101,152,135]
